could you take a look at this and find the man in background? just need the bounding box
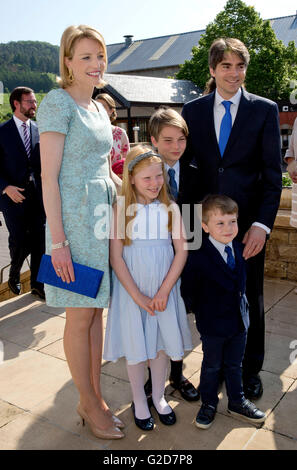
[0,86,45,299]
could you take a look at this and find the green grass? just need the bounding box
[0,93,46,123]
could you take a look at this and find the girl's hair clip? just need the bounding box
[128,151,161,172]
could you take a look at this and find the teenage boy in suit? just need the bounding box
[181,194,266,429]
[0,87,45,299]
[143,107,199,402]
[181,38,282,399]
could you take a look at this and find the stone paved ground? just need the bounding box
[0,278,297,450]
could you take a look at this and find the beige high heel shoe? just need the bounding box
[110,413,125,429]
[77,404,124,440]
[78,401,125,429]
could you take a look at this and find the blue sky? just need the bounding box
[1,0,296,46]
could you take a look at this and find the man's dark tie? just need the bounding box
[168,168,178,200]
[224,245,236,270]
[219,100,232,157]
[22,122,31,159]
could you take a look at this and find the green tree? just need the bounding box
[176,0,297,101]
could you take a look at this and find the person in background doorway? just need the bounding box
[95,93,130,164]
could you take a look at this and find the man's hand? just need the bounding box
[4,185,25,203]
[287,160,297,184]
[242,226,267,260]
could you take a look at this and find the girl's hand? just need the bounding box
[150,288,169,312]
[51,245,75,283]
[135,292,156,316]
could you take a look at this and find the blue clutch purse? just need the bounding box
[37,254,104,299]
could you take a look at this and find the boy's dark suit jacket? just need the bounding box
[170,159,201,243]
[0,118,43,209]
[181,237,249,338]
[175,159,198,208]
[181,88,282,239]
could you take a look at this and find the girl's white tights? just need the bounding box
[150,351,171,415]
[126,361,150,419]
[126,351,171,420]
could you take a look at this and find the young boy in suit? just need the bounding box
[143,107,199,402]
[181,194,266,429]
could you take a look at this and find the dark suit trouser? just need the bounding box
[2,182,45,289]
[200,329,247,408]
[242,246,266,376]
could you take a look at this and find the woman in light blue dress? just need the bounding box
[104,145,192,431]
[37,25,124,440]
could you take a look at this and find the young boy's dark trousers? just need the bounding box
[200,329,247,408]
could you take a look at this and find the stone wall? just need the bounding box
[265,197,297,281]
[0,270,31,302]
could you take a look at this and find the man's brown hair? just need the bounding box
[204,37,250,95]
[9,87,34,112]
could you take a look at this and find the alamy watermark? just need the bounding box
[93,199,202,250]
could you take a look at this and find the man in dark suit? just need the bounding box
[0,87,45,299]
[181,38,282,399]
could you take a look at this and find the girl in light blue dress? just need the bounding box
[104,145,192,431]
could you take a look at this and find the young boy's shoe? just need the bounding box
[195,404,216,429]
[228,399,266,423]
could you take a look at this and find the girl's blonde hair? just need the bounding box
[120,144,172,245]
[58,24,107,89]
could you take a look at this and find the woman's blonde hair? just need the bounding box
[95,93,117,122]
[58,24,107,89]
[120,144,172,245]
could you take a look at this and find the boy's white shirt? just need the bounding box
[209,235,234,264]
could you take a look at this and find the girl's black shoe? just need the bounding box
[148,398,176,425]
[131,402,154,431]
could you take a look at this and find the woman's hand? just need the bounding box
[51,245,75,283]
[134,292,156,316]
